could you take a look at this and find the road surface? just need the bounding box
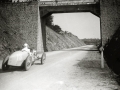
[0,45,119,90]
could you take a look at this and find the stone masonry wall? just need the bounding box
[100,0,120,46]
[100,0,120,75]
[0,2,40,59]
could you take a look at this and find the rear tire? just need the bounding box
[2,56,10,71]
[41,53,46,64]
[24,55,32,71]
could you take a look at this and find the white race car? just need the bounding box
[2,50,46,71]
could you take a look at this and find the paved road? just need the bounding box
[0,45,119,90]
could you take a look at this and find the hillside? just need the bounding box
[46,26,86,51]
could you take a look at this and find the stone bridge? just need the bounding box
[0,0,119,52]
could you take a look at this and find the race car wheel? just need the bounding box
[2,56,10,71]
[24,55,32,71]
[41,53,46,64]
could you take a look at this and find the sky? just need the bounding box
[52,12,100,39]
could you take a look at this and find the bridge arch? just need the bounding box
[39,0,120,75]
[39,0,100,51]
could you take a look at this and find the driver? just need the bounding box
[22,43,31,55]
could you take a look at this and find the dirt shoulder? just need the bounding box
[69,51,120,90]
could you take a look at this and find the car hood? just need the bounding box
[8,51,29,66]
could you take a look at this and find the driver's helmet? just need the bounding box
[23,43,29,48]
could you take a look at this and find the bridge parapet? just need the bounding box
[0,0,37,3]
[39,0,99,6]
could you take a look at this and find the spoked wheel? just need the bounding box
[24,55,32,71]
[2,56,10,71]
[41,53,46,64]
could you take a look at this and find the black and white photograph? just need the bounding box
[0,0,120,90]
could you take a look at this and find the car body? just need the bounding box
[2,50,46,71]
[8,51,30,66]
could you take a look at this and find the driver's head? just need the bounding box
[23,43,29,48]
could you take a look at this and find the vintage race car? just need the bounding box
[2,50,46,71]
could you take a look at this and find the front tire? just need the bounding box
[41,53,46,64]
[24,55,32,71]
[2,56,10,71]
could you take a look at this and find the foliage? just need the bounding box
[52,25,62,33]
[46,15,53,27]
[103,26,120,75]
[46,15,62,33]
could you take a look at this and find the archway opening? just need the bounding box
[44,12,101,51]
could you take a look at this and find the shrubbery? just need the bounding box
[46,15,62,33]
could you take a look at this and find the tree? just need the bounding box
[52,25,62,33]
[46,15,53,27]
[46,15,62,33]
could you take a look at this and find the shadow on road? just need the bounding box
[0,60,43,73]
[34,63,42,65]
[0,66,25,73]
